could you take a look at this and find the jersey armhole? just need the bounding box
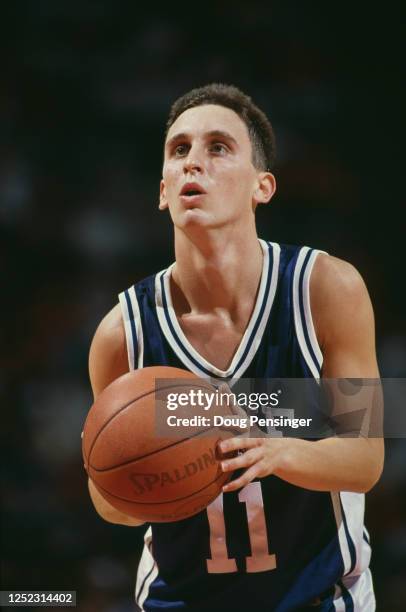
[118,287,143,370]
[292,248,326,379]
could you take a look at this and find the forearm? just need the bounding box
[88,479,146,526]
[274,437,384,493]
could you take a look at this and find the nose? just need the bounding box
[183,147,203,174]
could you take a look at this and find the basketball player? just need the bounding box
[87,84,384,611]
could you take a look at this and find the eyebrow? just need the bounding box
[165,129,238,149]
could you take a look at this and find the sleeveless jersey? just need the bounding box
[118,240,375,612]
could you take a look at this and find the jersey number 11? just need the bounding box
[206,481,277,573]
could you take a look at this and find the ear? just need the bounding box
[159,179,169,210]
[253,172,276,207]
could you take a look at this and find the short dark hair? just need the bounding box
[166,83,276,171]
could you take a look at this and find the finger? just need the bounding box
[225,452,280,491]
[223,463,261,492]
[221,447,261,472]
[219,436,262,454]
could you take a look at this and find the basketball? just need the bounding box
[82,366,235,522]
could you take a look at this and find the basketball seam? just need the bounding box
[85,381,214,465]
[92,462,229,506]
[90,425,219,471]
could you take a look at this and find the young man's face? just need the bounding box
[160,104,274,231]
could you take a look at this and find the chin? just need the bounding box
[179,209,213,227]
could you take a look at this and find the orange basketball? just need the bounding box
[82,366,234,522]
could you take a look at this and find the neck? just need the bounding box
[171,225,263,317]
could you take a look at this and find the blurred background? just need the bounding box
[2,1,405,610]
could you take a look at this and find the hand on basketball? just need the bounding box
[219,436,289,492]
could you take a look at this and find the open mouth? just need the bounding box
[183,190,202,196]
[180,183,206,197]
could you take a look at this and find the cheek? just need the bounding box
[162,164,179,191]
[222,167,254,199]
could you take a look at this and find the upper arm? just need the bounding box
[89,303,130,400]
[311,254,379,378]
[311,254,384,479]
[87,304,146,525]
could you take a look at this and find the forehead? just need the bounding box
[166,104,250,144]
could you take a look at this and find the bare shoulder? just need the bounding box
[311,253,368,298]
[310,253,375,350]
[89,303,129,399]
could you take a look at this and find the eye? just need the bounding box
[209,142,228,155]
[173,143,189,157]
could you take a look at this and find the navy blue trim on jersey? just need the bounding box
[225,241,274,374]
[136,561,156,607]
[338,579,355,612]
[340,497,357,576]
[159,241,275,379]
[274,536,343,611]
[298,249,322,375]
[289,248,320,380]
[160,271,222,377]
[160,272,215,377]
[125,288,138,360]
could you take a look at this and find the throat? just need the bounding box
[177,313,246,371]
